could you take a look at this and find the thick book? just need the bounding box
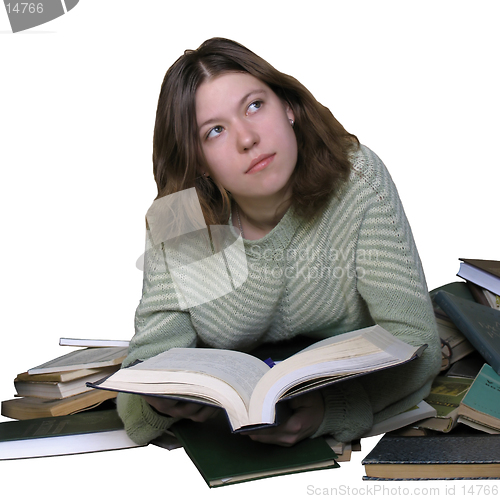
[171,412,338,487]
[0,409,142,460]
[458,363,500,434]
[15,367,114,383]
[457,258,500,296]
[88,325,426,432]
[1,389,117,420]
[430,281,476,319]
[14,366,120,400]
[362,429,500,479]
[417,375,473,433]
[28,346,129,375]
[433,291,500,374]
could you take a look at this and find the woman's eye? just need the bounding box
[247,100,262,114]
[206,125,224,139]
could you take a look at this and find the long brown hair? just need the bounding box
[152,37,359,226]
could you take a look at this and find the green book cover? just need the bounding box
[461,363,500,421]
[433,291,500,374]
[425,376,473,418]
[0,409,124,442]
[417,376,472,432]
[430,281,475,301]
[0,408,142,460]
[429,282,475,318]
[172,413,339,487]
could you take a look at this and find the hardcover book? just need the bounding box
[362,429,500,479]
[429,283,475,369]
[88,325,426,432]
[15,367,114,383]
[430,281,476,320]
[417,375,473,433]
[171,412,338,487]
[433,291,500,374]
[1,389,117,420]
[14,366,119,400]
[458,363,500,433]
[458,259,500,296]
[28,346,128,375]
[0,409,142,460]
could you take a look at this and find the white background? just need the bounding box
[1,1,498,497]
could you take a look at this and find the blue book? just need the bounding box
[433,291,500,374]
[458,363,500,433]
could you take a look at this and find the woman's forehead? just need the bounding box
[195,72,272,125]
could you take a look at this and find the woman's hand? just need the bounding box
[142,395,220,422]
[243,391,325,447]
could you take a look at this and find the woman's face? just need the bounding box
[195,72,298,203]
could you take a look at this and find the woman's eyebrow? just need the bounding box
[238,88,266,107]
[198,89,267,130]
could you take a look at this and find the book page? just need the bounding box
[248,325,421,423]
[297,325,416,360]
[28,347,129,374]
[131,348,270,407]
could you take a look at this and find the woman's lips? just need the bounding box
[246,153,275,174]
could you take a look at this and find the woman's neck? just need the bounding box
[233,195,292,240]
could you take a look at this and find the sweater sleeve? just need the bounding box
[117,229,198,445]
[313,148,441,442]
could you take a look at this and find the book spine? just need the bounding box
[433,292,499,373]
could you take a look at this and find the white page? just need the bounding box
[130,348,270,405]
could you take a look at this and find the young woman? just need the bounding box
[117,37,441,447]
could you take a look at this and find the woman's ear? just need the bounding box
[285,103,295,126]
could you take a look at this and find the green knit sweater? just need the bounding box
[117,144,441,445]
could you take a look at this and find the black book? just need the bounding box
[362,428,500,480]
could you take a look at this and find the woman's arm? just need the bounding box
[312,148,441,443]
[117,229,199,445]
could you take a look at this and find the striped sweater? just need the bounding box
[117,144,441,445]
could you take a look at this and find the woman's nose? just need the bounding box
[236,122,259,151]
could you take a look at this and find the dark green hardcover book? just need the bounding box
[429,281,476,319]
[171,413,339,487]
[362,429,500,479]
[0,409,141,460]
[433,291,500,374]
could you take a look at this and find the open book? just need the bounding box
[88,325,426,432]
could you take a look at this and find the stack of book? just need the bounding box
[362,258,500,480]
[2,258,500,483]
[430,259,500,372]
[1,339,129,420]
[0,408,143,460]
[0,338,150,461]
[457,258,500,310]
[88,325,442,486]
